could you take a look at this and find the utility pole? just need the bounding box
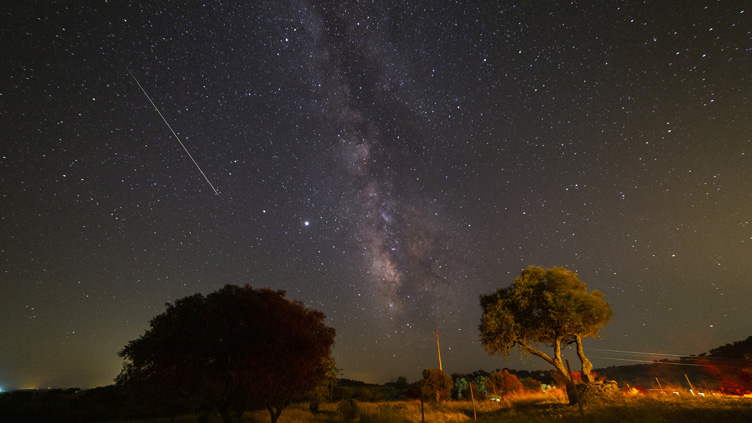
[435,329,443,371]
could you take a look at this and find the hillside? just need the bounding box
[595,336,752,392]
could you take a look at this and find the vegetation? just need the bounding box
[597,335,752,392]
[421,369,453,402]
[232,391,752,423]
[3,273,749,423]
[485,370,523,398]
[116,285,336,423]
[479,266,613,382]
[3,376,751,422]
[520,377,543,393]
[336,398,360,421]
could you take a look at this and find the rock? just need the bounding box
[567,380,620,405]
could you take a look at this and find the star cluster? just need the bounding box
[1,1,750,388]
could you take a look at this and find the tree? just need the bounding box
[485,370,523,398]
[452,377,468,400]
[421,369,453,402]
[520,377,543,393]
[463,381,485,401]
[117,285,336,423]
[479,266,613,383]
[309,360,341,411]
[393,376,410,390]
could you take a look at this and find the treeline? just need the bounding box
[0,386,129,423]
[0,370,543,422]
[333,369,554,404]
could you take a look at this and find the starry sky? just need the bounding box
[1,1,750,390]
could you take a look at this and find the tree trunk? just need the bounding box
[575,335,593,383]
[218,406,234,423]
[268,406,283,423]
[520,339,569,381]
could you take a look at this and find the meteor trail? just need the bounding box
[127,68,220,196]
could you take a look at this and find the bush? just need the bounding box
[337,398,359,422]
[360,403,409,423]
[521,377,543,393]
[309,400,319,413]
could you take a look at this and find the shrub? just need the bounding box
[360,403,409,423]
[521,377,543,393]
[337,398,359,422]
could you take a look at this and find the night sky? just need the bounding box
[2,1,750,390]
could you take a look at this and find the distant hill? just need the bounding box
[337,378,378,387]
[706,336,752,361]
[595,335,752,391]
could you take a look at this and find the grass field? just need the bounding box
[119,390,752,423]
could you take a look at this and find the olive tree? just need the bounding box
[479,266,613,383]
[117,285,336,423]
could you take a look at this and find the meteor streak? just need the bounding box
[127,68,220,196]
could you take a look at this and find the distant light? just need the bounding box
[304,221,310,226]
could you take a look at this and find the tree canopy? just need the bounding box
[117,284,336,423]
[421,368,453,402]
[479,266,613,383]
[485,370,523,398]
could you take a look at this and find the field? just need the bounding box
[113,390,752,423]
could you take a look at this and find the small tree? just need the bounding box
[520,377,543,393]
[117,285,336,423]
[463,381,485,401]
[479,266,613,383]
[453,377,468,400]
[393,376,410,390]
[485,370,522,398]
[421,369,453,402]
[310,361,341,412]
[337,398,359,422]
[472,375,488,396]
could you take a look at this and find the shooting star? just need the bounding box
[127,68,220,196]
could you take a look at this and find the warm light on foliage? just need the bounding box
[480,266,613,382]
[421,368,453,402]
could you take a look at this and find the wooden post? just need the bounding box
[685,374,696,396]
[566,359,585,418]
[470,382,477,421]
[435,330,443,371]
[655,377,664,395]
[420,384,425,423]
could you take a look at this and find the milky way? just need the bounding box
[295,1,462,321]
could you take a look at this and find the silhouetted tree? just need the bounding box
[421,369,453,402]
[479,266,613,382]
[117,285,336,423]
[393,376,410,390]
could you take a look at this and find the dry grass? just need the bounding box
[242,401,472,423]
[120,391,752,423]
[476,392,752,423]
